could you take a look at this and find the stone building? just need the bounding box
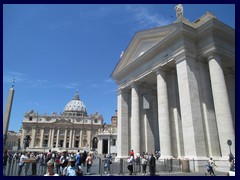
[5,131,21,151]
[19,90,117,154]
[97,111,118,155]
[111,7,235,170]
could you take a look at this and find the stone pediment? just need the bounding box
[112,24,178,78]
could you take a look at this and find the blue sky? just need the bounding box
[3,4,235,132]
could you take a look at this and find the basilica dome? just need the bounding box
[64,90,87,116]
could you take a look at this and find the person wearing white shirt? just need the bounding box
[18,153,26,176]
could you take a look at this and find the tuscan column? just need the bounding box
[21,128,26,149]
[72,129,75,147]
[51,129,55,147]
[168,69,183,158]
[225,67,235,129]
[156,69,172,158]
[79,130,82,148]
[56,128,60,148]
[40,129,44,148]
[48,129,52,147]
[207,54,235,157]
[131,83,140,155]
[198,61,220,157]
[63,129,67,148]
[29,126,36,148]
[152,90,160,152]
[69,129,73,148]
[117,88,129,158]
[176,57,207,158]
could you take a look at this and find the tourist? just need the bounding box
[86,153,93,175]
[208,157,217,176]
[127,155,134,175]
[66,155,76,176]
[149,154,156,176]
[44,161,59,176]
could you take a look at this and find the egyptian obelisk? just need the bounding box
[3,79,15,146]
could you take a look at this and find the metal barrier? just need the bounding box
[4,157,182,176]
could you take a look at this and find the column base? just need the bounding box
[158,155,175,160]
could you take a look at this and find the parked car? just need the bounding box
[227,163,235,176]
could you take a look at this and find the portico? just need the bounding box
[111,12,235,162]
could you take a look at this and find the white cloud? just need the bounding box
[63,83,79,89]
[104,78,114,83]
[125,5,171,29]
[3,71,49,88]
[104,89,117,94]
[3,71,25,84]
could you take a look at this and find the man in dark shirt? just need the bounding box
[149,154,156,176]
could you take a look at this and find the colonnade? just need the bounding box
[117,54,235,159]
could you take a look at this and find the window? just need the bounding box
[112,139,116,146]
[29,117,32,121]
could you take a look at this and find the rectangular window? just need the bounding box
[112,139,116,146]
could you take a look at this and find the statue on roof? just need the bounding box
[174,4,184,19]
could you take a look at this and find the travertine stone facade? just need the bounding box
[111,12,235,162]
[19,91,117,154]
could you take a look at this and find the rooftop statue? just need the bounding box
[174,4,183,19]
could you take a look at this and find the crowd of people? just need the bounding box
[3,149,97,176]
[127,150,159,176]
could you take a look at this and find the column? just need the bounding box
[116,88,129,158]
[168,69,183,158]
[21,128,26,149]
[63,129,67,148]
[208,54,235,157]
[156,69,172,158]
[176,57,207,158]
[198,61,220,157]
[79,130,82,148]
[131,83,140,155]
[69,129,73,148]
[30,127,36,148]
[98,138,103,154]
[51,129,55,147]
[72,129,75,148]
[48,129,52,147]
[142,84,155,154]
[56,128,60,148]
[40,129,44,148]
[152,90,160,153]
[225,68,235,129]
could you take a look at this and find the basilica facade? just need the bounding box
[111,10,235,168]
[19,91,117,154]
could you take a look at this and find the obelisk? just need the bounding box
[3,79,15,146]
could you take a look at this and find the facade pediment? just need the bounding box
[112,24,178,78]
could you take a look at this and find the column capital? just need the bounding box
[207,53,220,62]
[130,81,138,88]
[155,67,166,77]
[117,88,128,95]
